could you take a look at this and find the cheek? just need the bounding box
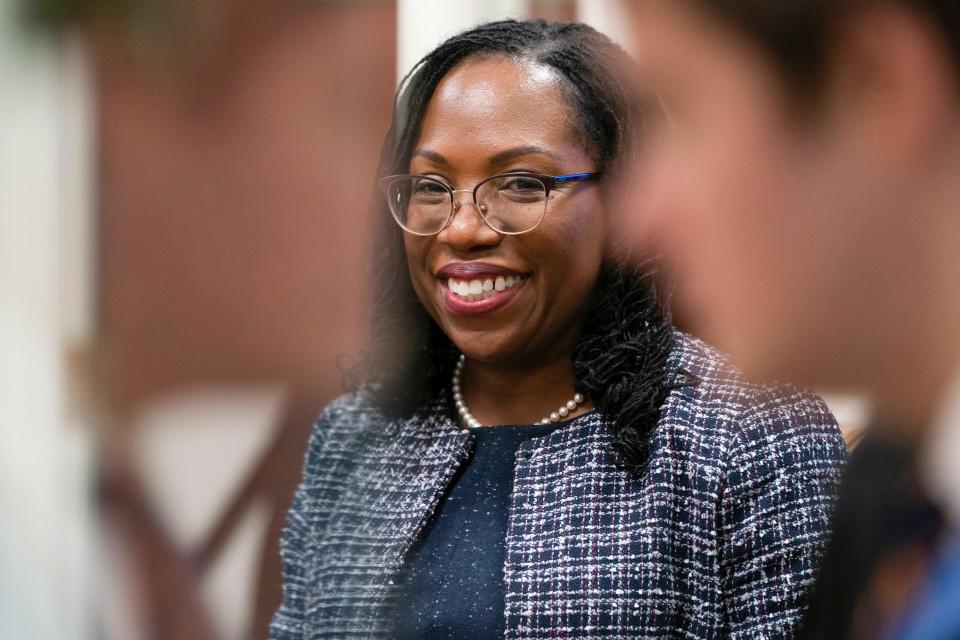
[402,236,434,302]
[535,197,606,296]
[650,121,819,345]
[691,142,869,376]
[676,150,782,288]
[564,196,607,274]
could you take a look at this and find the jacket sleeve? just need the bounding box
[718,389,847,639]
[268,414,330,639]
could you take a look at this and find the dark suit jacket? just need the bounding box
[271,332,847,639]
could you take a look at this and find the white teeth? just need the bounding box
[447,275,525,302]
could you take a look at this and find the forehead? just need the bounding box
[414,56,586,163]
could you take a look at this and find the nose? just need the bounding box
[436,189,502,251]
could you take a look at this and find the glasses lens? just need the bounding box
[385,177,451,235]
[476,175,547,234]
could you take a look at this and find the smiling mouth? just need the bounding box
[446,274,527,302]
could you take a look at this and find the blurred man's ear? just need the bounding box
[826,3,959,170]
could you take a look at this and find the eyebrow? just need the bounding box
[411,145,561,167]
[489,145,560,164]
[411,148,449,164]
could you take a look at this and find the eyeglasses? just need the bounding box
[378,171,601,236]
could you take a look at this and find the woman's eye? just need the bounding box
[501,177,542,192]
[414,181,447,194]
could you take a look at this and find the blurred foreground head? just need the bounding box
[627,0,960,429]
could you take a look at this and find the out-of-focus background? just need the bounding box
[0,2,655,639]
[1,1,869,638]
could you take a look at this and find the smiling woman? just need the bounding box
[269,19,848,640]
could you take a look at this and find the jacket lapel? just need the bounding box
[306,397,472,638]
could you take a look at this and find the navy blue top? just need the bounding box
[393,419,567,639]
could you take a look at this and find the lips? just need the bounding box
[436,262,529,314]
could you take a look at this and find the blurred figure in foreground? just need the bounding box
[625,1,960,638]
[271,18,845,640]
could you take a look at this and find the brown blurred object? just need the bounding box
[96,3,392,407]
[530,0,576,22]
[78,0,396,638]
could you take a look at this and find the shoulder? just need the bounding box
[667,329,741,390]
[315,387,388,431]
[302,387,395,463]
[665,331,845,462]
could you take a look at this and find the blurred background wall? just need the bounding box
[93,2,397,638]
[2,2,658,640]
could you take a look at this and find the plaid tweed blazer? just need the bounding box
[270,333,846,639]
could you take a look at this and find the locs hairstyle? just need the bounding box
[355,19,676,473]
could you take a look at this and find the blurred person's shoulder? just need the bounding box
[667,330,844,449]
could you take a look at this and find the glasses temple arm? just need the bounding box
[553,172,602,184]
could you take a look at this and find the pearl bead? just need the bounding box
[451,353,586,428]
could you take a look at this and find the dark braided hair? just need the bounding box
[356,19,676,474]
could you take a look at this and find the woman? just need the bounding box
[270,19,847,640]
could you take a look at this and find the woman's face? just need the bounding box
[403,56,606,367]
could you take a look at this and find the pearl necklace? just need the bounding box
[451,353,586,429]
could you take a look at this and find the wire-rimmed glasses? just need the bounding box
[378,171,601,236]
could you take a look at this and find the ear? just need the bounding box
[826,4,959,167]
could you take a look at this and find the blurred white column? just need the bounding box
[577,0,635,53]
[0,3,96,639]
[397,0,530,81]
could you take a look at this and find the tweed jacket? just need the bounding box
[270,333,847,639]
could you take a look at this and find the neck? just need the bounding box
[871,154,960,438]
[872,342,960,440]
[870,279,960,439]
[457,352,589,426]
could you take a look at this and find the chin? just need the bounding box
[725,329,827,386]
[692,318,775,382]
[444,329,500,358]
[726,347,784,384]
[445,330,524,364]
